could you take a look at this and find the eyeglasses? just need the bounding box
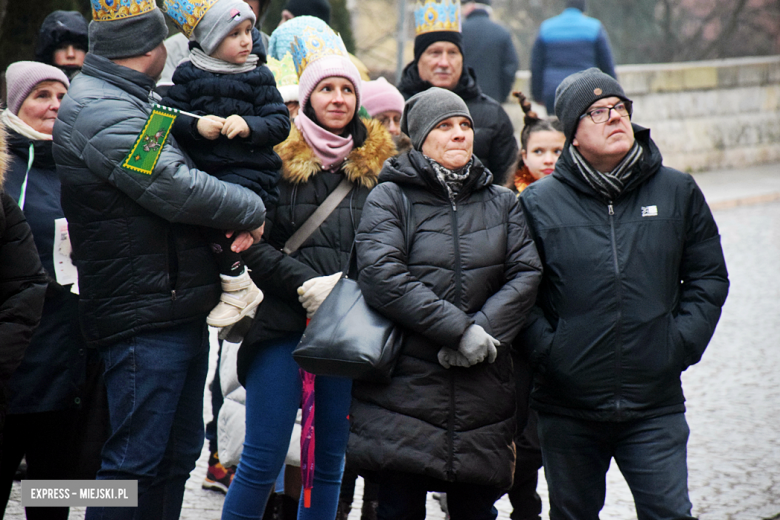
[579,101,633,124]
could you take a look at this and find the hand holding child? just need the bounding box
[197,115,225,140]
[222,115,250,139]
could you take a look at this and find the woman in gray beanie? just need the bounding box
[348,87,543,519]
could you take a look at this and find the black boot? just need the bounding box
[336,500,352,520]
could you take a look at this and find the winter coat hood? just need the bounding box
[275,118,395,188]
[34,10,88,65]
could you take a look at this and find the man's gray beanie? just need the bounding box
[401,87,473,151]
[89,8,168,59]
[554,67,630,141]
[193,0,256,56]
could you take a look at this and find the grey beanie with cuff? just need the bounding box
[401,87,473,151]
[193,0,257,56]
[89,7,168,59]
[554,67,630,141]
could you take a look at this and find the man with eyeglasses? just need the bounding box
[516,68,729,519]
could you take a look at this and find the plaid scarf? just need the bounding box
[425,155,474,202]
[570,141,643,201]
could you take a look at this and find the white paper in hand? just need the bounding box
[53,218,78,287]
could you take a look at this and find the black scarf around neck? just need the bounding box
[570,141,643,201]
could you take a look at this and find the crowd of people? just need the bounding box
[0,0,728,519]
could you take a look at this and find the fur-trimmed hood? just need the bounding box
[275,117,396,188]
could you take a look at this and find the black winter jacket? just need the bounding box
[518,126,729,422]
[0,166,47,419]
[4,130,87,413]
[237,119,396,384]
[347,150,542,489]
[398,63,518,186]
[162,32,290,204]
[53,54,266,347]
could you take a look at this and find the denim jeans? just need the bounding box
[85,321,209,520]
[537,412,695,520]
[221,334,352,520]
[377,471,501,520]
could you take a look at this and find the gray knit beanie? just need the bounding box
[401,87,473,151]
[554,67,630,141]
[193,0,257,56]
[5,61,70,115]
[89,7,168,59]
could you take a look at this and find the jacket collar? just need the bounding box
[81,53,157,102]
[275,117,396,188]
[6,130,55,169]
[398,61,482,101]
[553,124,664,201]
[379,149,493,200]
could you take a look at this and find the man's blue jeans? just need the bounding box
[85,321,209,520]
[537,411,696,520]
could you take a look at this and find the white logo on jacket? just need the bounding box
[641,205,658,217]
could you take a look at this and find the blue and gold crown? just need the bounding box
[290,24,348,78]
[413,0,461,36]
[91,0,159,22]
[161,0,220,38]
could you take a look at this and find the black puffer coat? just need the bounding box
[4,130,87,413]
[347,150,542,489]
[518,126,729,422]
[162,31,289,204]
[237,119,396,384]
[0,142,47,420]
[398,63,518,186]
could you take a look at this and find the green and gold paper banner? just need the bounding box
[122,105,179,175]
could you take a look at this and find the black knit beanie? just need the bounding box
[413,31,464,63]
[401,87,473,151]
[554,67,630,141]
[284,0,331,24]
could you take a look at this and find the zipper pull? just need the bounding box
[171,290,177,301]
[608,203,614,215]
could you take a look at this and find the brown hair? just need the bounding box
[514,91,563,153]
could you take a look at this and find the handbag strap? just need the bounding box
[283,176,354,255]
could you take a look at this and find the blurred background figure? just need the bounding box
[530,0,616,114]
[361,77,410,154]
[34,11,88,80]
[461,0,518,104]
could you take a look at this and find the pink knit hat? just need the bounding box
[5,61,69,115]
[298,54,362,113]
[361,77,405,118]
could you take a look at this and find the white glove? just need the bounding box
[457,324,500,366]
[297,272,342,318]
[437,347,471,369]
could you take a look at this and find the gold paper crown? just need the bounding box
[161,0,220,38]
[290,25,348,78]
[267,54,299,88]
[91,0,159,22]
[413,0,461,36]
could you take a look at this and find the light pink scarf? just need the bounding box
[295,111,354,171]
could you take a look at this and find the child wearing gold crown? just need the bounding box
[162,0,290,328]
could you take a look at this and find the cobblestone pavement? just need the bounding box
[5,164,780,519]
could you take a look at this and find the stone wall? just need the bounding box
[507,56,780,172]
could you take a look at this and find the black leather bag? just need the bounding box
[293,187,412,383]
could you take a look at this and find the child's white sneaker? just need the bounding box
[207,268,263,328]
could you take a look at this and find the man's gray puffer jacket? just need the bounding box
[53,53,266,347]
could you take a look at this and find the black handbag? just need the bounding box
[293,188,413,383]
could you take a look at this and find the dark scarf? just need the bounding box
[425,155,474,202]
[570,141,643,201]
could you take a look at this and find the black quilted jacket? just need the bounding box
[162,31,290,204]
[347,150,542,489]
